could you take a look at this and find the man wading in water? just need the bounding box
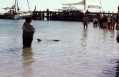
[22,17,35,48]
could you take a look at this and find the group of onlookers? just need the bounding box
[82,13,118,30]
[93,14,117,30]
[82,13,119,43]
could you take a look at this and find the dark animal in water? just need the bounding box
[37,38,60,42]
[52,40,60,42]
[37,39,42,42]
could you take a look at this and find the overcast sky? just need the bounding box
[0,0,118,12]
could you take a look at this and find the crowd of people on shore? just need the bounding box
[82,13,118,30]
[82,13,119,43]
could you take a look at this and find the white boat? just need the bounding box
[0,0,31,19]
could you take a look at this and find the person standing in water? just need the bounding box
[93,16,98,27]
[83,14,89,29]
[22,17,35,48]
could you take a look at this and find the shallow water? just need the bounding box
[0,19,119,77]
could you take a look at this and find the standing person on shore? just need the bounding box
[107,16,111,29]
[83,14,89,29]
[93,16,98,27]
[22,17,35,48]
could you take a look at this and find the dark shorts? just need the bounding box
[94,22,98,24]
[23,31,34,48]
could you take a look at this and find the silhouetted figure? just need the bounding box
[93,17,98,27]
[116,14,119,30]
[98,15,103,28]
[22,17,35,48]
[111,15,116,30]
[107,16,112,29]
[83,15,89,29]
[102,15,108,29]
[116,26,119,43]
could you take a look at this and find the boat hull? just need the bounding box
[0,14,24,20]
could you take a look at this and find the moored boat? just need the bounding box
[0,0,31,20]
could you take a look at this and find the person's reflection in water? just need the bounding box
[110,30,115,39]
[22,48,34,77]
[83,29,87,38]
[81,28,88,48]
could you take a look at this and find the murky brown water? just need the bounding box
[0,19,119,77]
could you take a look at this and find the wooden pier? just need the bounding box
[31,9,117,21]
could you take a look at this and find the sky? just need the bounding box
[0,0,118,13]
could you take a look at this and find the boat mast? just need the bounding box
[14,0,19,13]
[27,0,31,12]
[99,0,102,12]
[84,0,86,11]
[14,0,17,13]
